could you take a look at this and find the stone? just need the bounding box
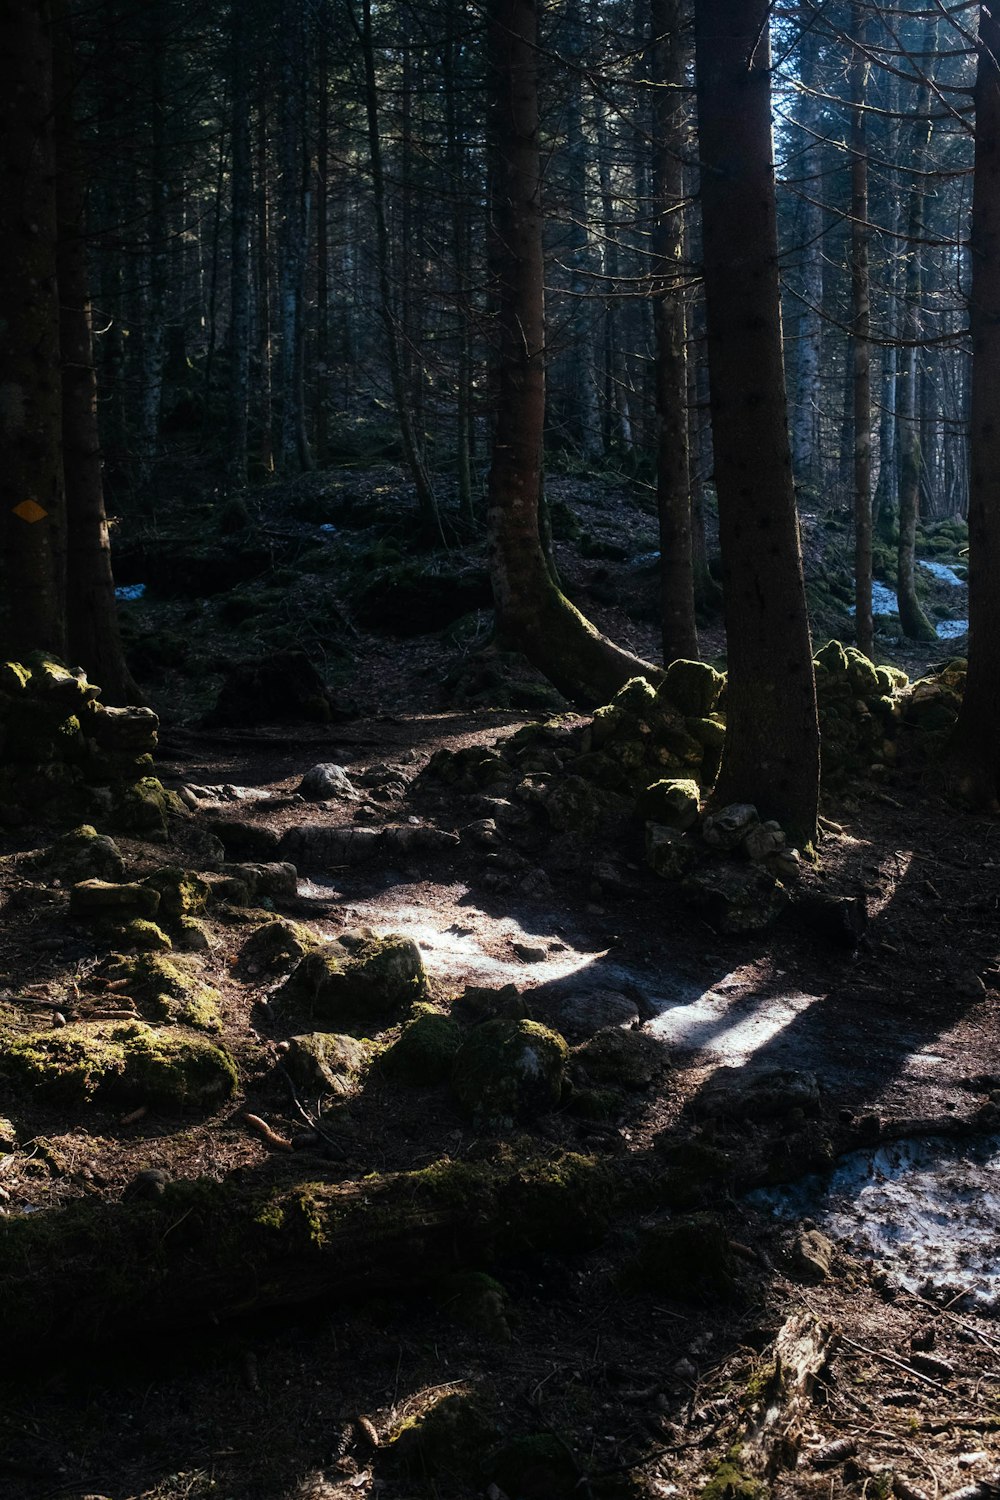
[743,821,785,861]
[380,1008,462,1084]
[453,984,525,1022]
[0,1020,237,1110]
[279,929,427,1032]
[0,1115,17,1152]
[111,777,186,836]
[637,777,700,830]
[435,1270,511,1343]
[794,1227,834,1282]
[176,917,213,952]
[462,817,502,848]
[70,879,161,920]
[683,862,788,933]
[118,918,172,952]
[210,650,339,725]
[390,1392,498,1482]
[240,918,315,972]
[451,1019,567,1127]
[659,659,725,718]
[297,763,357,800]
[222,861,298,903]
[513,941,546,963]
[702,802,759,850]
[207,819,280,860]
[88,705,159,753]
[528,989,639,1042]
[142,866,210,921]
[278,823,381,869]
[646,823,698,881]
[36,824,125,883]
[283,1032,369,1094]
[573,1027,663,1089]
[694,1066,821,1121]
[103,952,222,1031]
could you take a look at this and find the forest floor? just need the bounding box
[1,459,996,1500]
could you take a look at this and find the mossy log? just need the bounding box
[0,1154,618,1356]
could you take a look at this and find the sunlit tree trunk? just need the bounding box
[486,0,660,705]
[694,0,819,843]
[0,0,67,659]
[790,13,823,497]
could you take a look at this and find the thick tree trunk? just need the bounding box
[0,0,68,659]
[943,4,1000,806]
[651,0,698,665]
[55,5,136,703]
[850,1,873,662]
[694,0,819,844]
[486,0,661,706]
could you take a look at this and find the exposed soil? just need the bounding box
[0,466,995,1500]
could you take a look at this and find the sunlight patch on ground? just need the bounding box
[644,985,820,1063]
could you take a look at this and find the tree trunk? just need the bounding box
[486,0,661,706]
[651,0,698,664]
[315,26,329,466]
[0,0,68,660]
[277,0,312,474]
[226,0,252,490]
[562,0,602,461]
[942,3,1000,806]
[850,1,873,661]
[255,70,274,474]
[694,0,819,844]
[55,2,136,703]
[137,0,168,494]
[790,15,823,498]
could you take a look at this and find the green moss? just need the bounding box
[659,659,725,717]
[36,824,125,883]
[240,917,316,971]
[118,918,173,952]
[573,1029,663,1089]
[452,1019,567,1128]
[104,953,222,1031]
[0,1020,236,1110]
[112,777,186,837]
[284,1032,369,1094]
[636,776,700,829]
[142,866,209,921]
[700,1456,768,1500]
[279,930,427,1033]
[389,1391,498,1480]
[435,1269,511,1341]
[381,1007,462,1085]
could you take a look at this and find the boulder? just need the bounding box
[637,777,700,830]
[221,861,298,903]
[573,1027,663,1089]
[380,1008,462,1084]
[626,1213,740,1302]
[646,823,699,881]
[451,1019,567,1127]
[528,989,639,1042]
[683,862,788,934]
[240,918,315,973]
[70,879,161,920]
[36,824,125,883]
[103,953,222,1031]
[702,803,759,850]
[279,929,427,1033]
[210,650,339,725]
[659,659,725,718]
[283,1032,369,1095]
[297,763,357,800]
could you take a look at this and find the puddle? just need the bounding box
[751,1134,1000,1310]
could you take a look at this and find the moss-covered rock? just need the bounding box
[451,1019,567,1128]
[112,777,186,837]
[573,1028,663,1089]
[279,929,426,1033]
[283,1032,369,1095]
[103,953,222,1031]
[381,1007,462,1085]
[646,822,699,880]
[117,918,173,952]
[69,879,161,920]
[700,1457,768,1500]
[142,866,209,922]
[0,1020,237,1110]
[638,777,700,829]
[176,916,213,952]
[659,659,725,717]
[389,1391,498,1481]
[626,1213,740,1302]
[435,1269,511,1342]
[240,917,316,972]
[683,862,788,934]
[35,824,125,883]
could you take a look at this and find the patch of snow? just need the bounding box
[750,1134,1000,1311]
[319,523,337,533]
[849,581,899,617]
[918,558,965,587]
[629,551,660,569]
[644,985,819,1063]
[936,618,968,640]
[115,583,146,601]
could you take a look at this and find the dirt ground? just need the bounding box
[1,468,996,1500]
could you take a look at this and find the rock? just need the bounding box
[88,705,159,754]
[142,866,209,921]
[176,916,213,952]
[297,763,357,800]
[513,941,546,963]
[626,1213,740,1302]
[435,1269,511,1343]
[124,1167,171,1200]
[794,891,867,948]
[451,1019,567,1127]
[794,1227,834,1282]
[659,659,725,718]
[528,989,639,1042]
[543,775,610,835]
[694,1066,821,1121]
[103,953,222,1031]
[210,650,339,725]
[573,1027,663,1089]
[117,918,172,952]
[646,823,698,880]
[199,870,253,906]
[390,1392,498,1481]
[0,1020,237,1110]
[462,817,502,848]
[70,879,161,920]
[637,777,701,830]
[207,819,280,860]
[279,929,427,1032]
[453,984,525,1022]
[283,1032,369,1094]
[702,802,759,850]
[240,918,315,972]
[380,1008,462,1084]
[278,823,382,870]
[683,861,788,933]
[490,1435,579,1500]
[743,820,785,861]
[222,861,298,903]
[35,824,125,883]
[111,776,186,836]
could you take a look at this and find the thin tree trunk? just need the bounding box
[255,72,273,473]
[315,26,329,466]
[486,0,661,706]
[694,0,819,844]
[277,0,312,473]
[943,3,1000,805]
[55,2,135,701]
[563,0,602,460]
[652,0,698,664]
[137,0,167,494]
[227,0,252,490]
[850,1,873,661]
[790,15,823,497]
[0,0,67,659]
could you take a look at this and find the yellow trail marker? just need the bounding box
[12,499,47,523]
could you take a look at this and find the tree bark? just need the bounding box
[850,1,873,661]
[694,0,819,844]
[277,0,312,474]
[226,0,252,490]
[942,3,1000,806]
[790,14,824,498]
[55,1,136,703]
[0,0,68,660]
[486,0,661,706]
[651,0,698,665]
